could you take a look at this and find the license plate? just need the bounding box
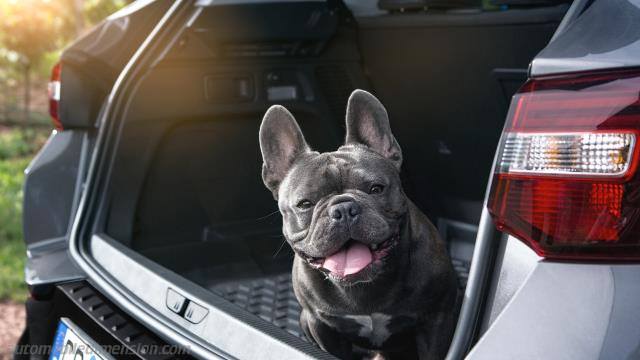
[49,318,113,360]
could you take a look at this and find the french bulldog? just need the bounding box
[259,89,460,359]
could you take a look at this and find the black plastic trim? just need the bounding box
[59,281,193,360]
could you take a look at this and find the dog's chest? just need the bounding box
[343,313,393,347]
[317,311,417,347]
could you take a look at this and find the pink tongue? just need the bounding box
[322,243,373,276]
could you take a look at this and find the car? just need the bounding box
[16,0,640,359]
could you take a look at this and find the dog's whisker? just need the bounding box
[272,238,288,258]
[256,210,280,221]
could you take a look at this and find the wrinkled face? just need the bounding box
[260,90,406,284]
[278,146,407,281]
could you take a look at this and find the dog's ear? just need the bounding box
[260,105,310,197]
[345,89,402,170]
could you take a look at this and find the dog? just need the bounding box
[259,89,460,359]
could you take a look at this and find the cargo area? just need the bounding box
[98,0,567,345]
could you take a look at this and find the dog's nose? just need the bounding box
[329,201,361,223]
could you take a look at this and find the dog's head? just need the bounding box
[259,90,408,284]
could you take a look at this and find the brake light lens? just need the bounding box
[48,62,63,130]
[488,70,640,261]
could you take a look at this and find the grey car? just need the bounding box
[18,0,640,359]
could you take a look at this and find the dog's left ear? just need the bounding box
[345,89,402,170]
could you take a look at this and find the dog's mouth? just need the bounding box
[301,234,399,278]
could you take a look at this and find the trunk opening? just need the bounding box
[89,1,568,356]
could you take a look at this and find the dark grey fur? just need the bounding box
[259,90,459,359]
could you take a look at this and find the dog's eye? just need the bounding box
[296,199,314,209]
[369,184,385,194]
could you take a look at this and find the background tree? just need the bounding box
[85,0,131,26]
[0,0,131,124]
[0,1,64,123]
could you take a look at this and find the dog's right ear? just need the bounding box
[259,105,309,198]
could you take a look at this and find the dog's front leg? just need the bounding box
[300,309,354,359]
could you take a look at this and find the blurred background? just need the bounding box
[0,0,130,357]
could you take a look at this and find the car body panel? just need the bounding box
[59,0,172,129]
[469,259,640,360]
[480,235,540,331]
[531,0,640,77]
[25,238,83,287]
[22,130,89,286]
[23,130,88,246]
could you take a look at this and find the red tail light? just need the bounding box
[488,69,640,261]
[48,62,63,130]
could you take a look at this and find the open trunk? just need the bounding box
[92,1,568,356]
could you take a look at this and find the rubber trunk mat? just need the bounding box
[210,257,471,340]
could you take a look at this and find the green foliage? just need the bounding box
[0,128,50,160]
[0,128,50,302]
[0,237,28,302]
[0,156,30,302]
[85,0,130,26]
[0,1,65,68]
[0,0,131,65]
[0,0,130,124]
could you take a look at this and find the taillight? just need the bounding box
[48,62,63,130]
[488,69,640,261]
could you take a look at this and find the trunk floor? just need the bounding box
[208,257,471,340]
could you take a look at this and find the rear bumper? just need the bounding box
[21,281,192,360]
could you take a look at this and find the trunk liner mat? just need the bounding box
[209,257,470,340]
